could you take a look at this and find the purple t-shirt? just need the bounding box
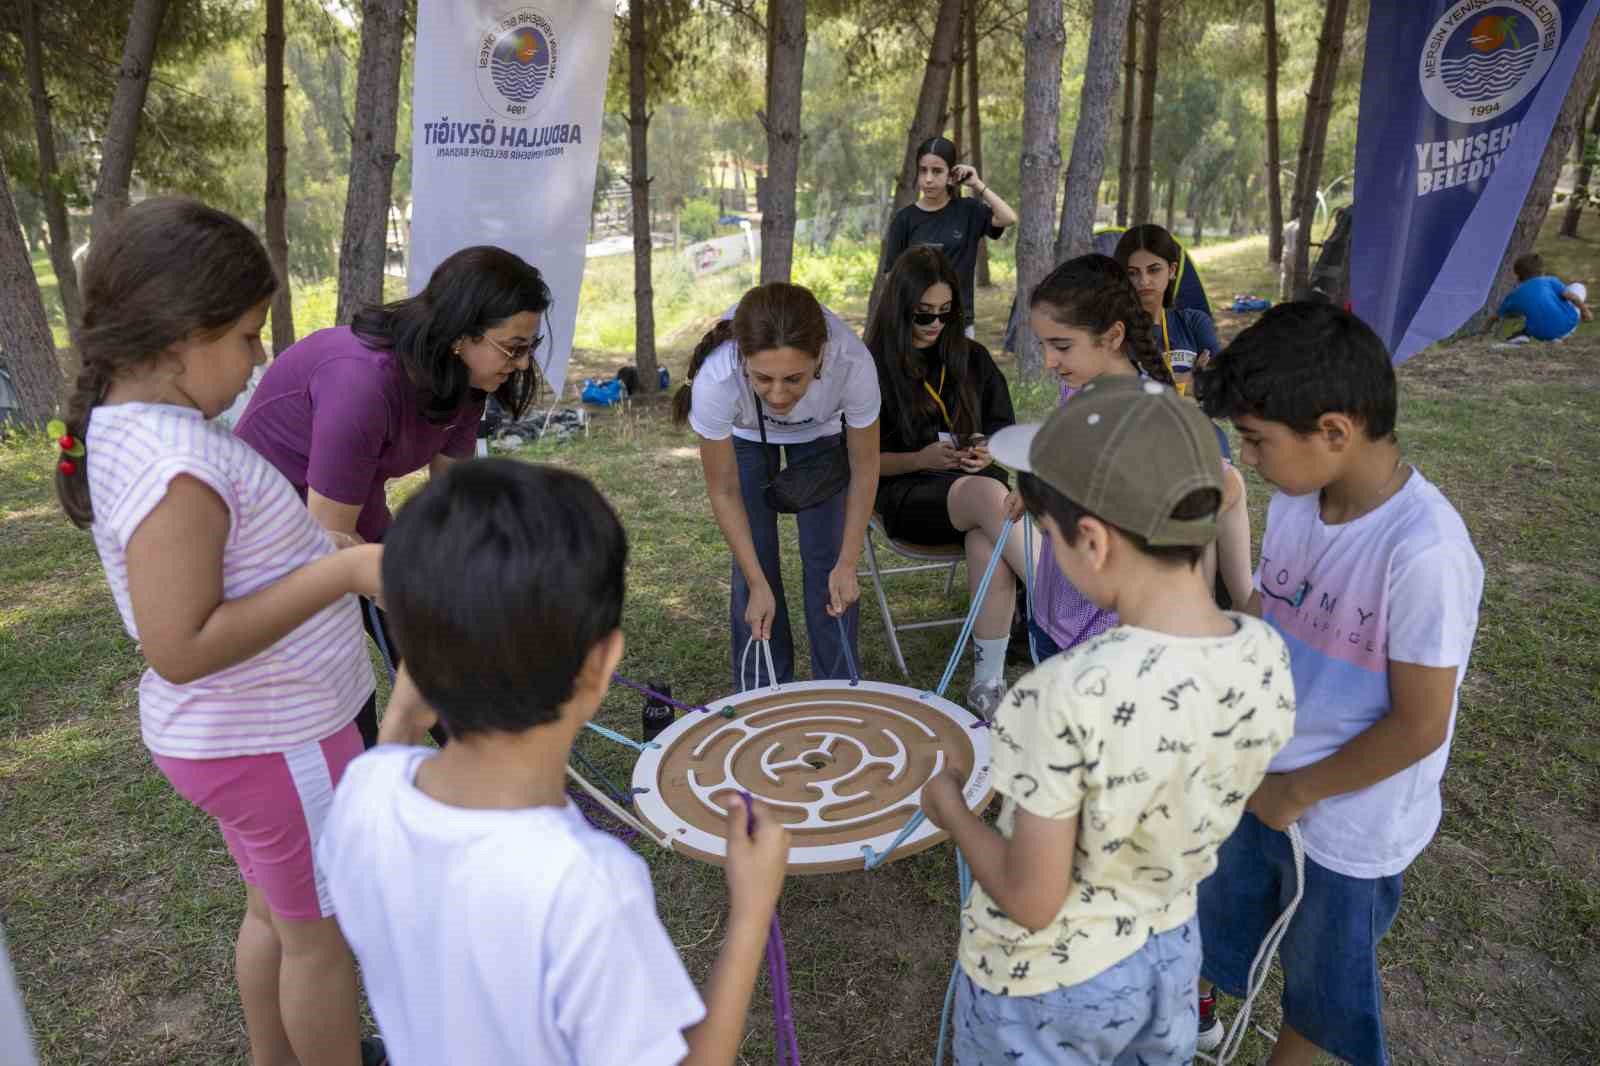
[1033,383,1118,651]
[234,327,482,542]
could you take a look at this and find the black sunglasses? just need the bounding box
[910,310,957,326]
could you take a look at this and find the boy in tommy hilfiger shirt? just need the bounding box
[1193,303,1484,1066]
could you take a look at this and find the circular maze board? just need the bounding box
[631,681,993,874]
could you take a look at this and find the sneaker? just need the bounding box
[1196,992,1223,1052]
[966,677,1005,722]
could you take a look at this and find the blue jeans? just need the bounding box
[1027,618,1063,664]
[1199,813,1403,1066]
[730,434,859,686]
[954,917,1202,1065]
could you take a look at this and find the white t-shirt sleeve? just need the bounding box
[548,853,705,1066]
[833,324,881,430]
[686,343,741,442]
[1386,538,1483,669]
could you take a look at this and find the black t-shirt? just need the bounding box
[882,197,1007,325]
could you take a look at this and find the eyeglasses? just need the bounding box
[910,310,956,326]
[483,334,543,366]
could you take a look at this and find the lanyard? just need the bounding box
[1157,308,1176,380]
[923,366,955,430]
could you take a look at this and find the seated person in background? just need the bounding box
[866,246,1034,718]
[319,459,791,1066]
[1487,253,1591,342]
[1115,224,1220,396]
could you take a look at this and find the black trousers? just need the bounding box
[358,599,449,749]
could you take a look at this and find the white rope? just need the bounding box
[739,636,779,693]
[1196,823,1306,1065]
[564,764,673,850]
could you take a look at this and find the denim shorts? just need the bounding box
[1198,813,1403,1066]
[954,917,1201,1066]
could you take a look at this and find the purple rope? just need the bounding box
[567,786,640,844]
[740,792,801,1066]
[612,673,713,715]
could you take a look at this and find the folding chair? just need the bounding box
[858,514,966,679]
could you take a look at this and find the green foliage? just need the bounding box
[790,242,879,308]
[679,198,720,241]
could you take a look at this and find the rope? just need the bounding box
[584,721,656,752]
[1196,823,1306,1066]
[1023,514,1041,666]
[563,764,671,848]
[740,636,779,693]
[570,746,634,809]
[613,674,713,715]
[933,851,975,1066]
[934,516,1014,700]
[739,792,800,1066]
[364,599,397,684]
[567,786,640,844]
[833,615,860,686]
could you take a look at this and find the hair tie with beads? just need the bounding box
[47,419,84,476]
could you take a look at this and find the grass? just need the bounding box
[4,212,1598,1063]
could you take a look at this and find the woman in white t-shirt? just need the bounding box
[672,282,881,685]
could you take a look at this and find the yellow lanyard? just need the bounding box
[1158,309,1176,380]
[923,367,955,430]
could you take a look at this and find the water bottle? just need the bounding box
[641,680,676,741]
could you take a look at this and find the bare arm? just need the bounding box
[377,664,439,745]
[126,476,381,685]
[1216,469,1255,611]
[976,184,1018,229]
[1247,660,1457,830]
[428,454,458,479]
[307,487,363,543]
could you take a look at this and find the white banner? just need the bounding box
[409,0,613,398]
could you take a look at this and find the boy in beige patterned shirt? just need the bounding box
[924,377,1294,1065]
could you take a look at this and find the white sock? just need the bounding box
[973,637,1009,686]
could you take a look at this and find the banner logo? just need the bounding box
[1419,2,1560,123]
[477,8,560,119]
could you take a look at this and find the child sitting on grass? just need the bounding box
[923,376,1295,1064]
[317,459,792,1066]
[1486,252,1591,343]
[1193,303,1484,1065]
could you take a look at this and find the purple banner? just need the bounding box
[1352,0,1599,362]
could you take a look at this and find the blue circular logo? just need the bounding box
[477,8,560,119]
[1419,2,1559,124]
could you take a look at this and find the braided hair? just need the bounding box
[1028,254,1173,385]
[56,198,278,528]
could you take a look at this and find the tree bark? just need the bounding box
[336,0,406,326]
[760,0,806,284]
[866,0,966,316]
[952,26,966,148]
[1056,0,1133,262]
[1560,85,1600,238]
[91,0,170,240]
[1116,0,1137,228]
[22,0,83,353]
[0,158,62,428]
[1264,0,1284,263]
[1163,176,1176,231]
[968,1,991,288]
[627,0,659,393]
[1012,0,1066,378]
[1290,0,1350,297]
[1473,17,1600,328]
[1131,0,1161,225]
[264,0,295,354]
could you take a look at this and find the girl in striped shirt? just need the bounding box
[54,199,384,1066]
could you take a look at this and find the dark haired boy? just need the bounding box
[923,376,1294,1065]
[1193,303,1484,1065]
[1485,252,1590,343]
[317,459,790,1066]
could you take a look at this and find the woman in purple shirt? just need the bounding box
[236,245,552,745]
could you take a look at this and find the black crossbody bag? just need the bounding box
[753,390,852,513]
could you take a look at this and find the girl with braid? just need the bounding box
[1006,255,1254,661]
[53,199,386,1066]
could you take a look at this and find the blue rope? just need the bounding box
[934,517,1015,700]
[834,615,859,685]
[571,746,634,809]
[1023,513,1041,666]
[934,851,976,1066]
[584,721,655,752]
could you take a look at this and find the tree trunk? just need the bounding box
[336,0,406,326]
[264,0,295,354]
[1164,177,1176,231]
[1116,1,1137,228]
[1132,0,1161,225]
[627,0,659,394]
[1264,0,1284,263]
[968,1,991,288]
[91,0,170,239]
[1560,86,1600,238]
[1190,179,1205,245]
[22,0,83,353]
[1012,0,1066,378]
[1472,17,1600,329]
[1056,0,1134,262]
[0,159,62,428]
[867,0,965,316]
[1290,0,1350,297]
[760,0,806,284]
[952,26,966,149]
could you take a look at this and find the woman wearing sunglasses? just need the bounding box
[234,245,551,746]
[866,247,1031,718]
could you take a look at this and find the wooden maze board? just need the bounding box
[630,681,993,874]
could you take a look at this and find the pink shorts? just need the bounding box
[152,723,363,921]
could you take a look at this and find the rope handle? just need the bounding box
[935,516,1015,701]
[833,615,860,685]
[740,792,801,1066]
[740,636,779,693]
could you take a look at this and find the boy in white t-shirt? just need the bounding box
[923,376,1296,1064]
[1194,303,1484,1066]
[317,459,791,1066]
